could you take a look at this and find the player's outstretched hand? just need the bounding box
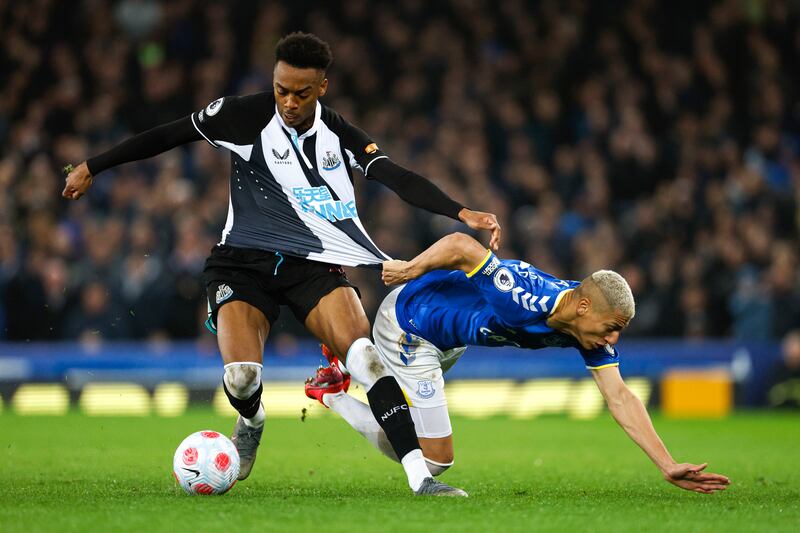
[62,162,93,200]
[664,462,730,494]
[458,208,501,251]
[382,260,414,286]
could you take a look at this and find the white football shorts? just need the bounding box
[371,286,466,438]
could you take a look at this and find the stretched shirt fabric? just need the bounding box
[87,92,464,268]
[395,251,620,369]
[190,93,392,267]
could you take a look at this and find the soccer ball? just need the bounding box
[173,430,240,495]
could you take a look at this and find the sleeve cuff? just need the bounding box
[586,362,620,370]
[466,250,493,278]
[86,157,99,176]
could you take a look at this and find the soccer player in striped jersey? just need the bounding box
[306,232,730,494]
[63,32,501,496]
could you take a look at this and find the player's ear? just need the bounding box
[319,77,328,97]
[576,297,591,316]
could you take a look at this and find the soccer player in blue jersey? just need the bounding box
[306,232,730,494]
[63,32,500,496]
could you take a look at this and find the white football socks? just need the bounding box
[337,338,432,491]
[243,402,265,429]
[401,449,431,491]
[323,391,398,461]
[324,392,445,489]
[323,387,432,491]
[342,338,390,390]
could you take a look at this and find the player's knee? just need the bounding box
[425,456,454,476]
[449,232,482,251]
[445,232,485,265]
[447,232,471,245]
[345,338,391,386]
[223,362,262,399]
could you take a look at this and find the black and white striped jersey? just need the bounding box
[191,92,391,267]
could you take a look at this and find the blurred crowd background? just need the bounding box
[1,0,799,354]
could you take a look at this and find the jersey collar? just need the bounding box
[549,288,572,316]
[275,101,322,144]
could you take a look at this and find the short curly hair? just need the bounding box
[275,32,333,71]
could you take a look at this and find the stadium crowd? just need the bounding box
[0,0,798,346]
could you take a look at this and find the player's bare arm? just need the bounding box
[592,365,730,494]
[382,232,488,285]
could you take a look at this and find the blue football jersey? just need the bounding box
[394,251,620,369]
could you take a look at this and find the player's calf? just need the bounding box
[419,436,454,476]
[414,410,455,475]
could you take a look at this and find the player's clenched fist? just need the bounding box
[62,162,93,200]
[382,260,414,286]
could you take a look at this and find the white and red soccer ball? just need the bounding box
[173,430,240,495]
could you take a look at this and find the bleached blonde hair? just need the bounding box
[584,270,635,319]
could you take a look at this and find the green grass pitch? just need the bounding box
[1,410,798,532]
